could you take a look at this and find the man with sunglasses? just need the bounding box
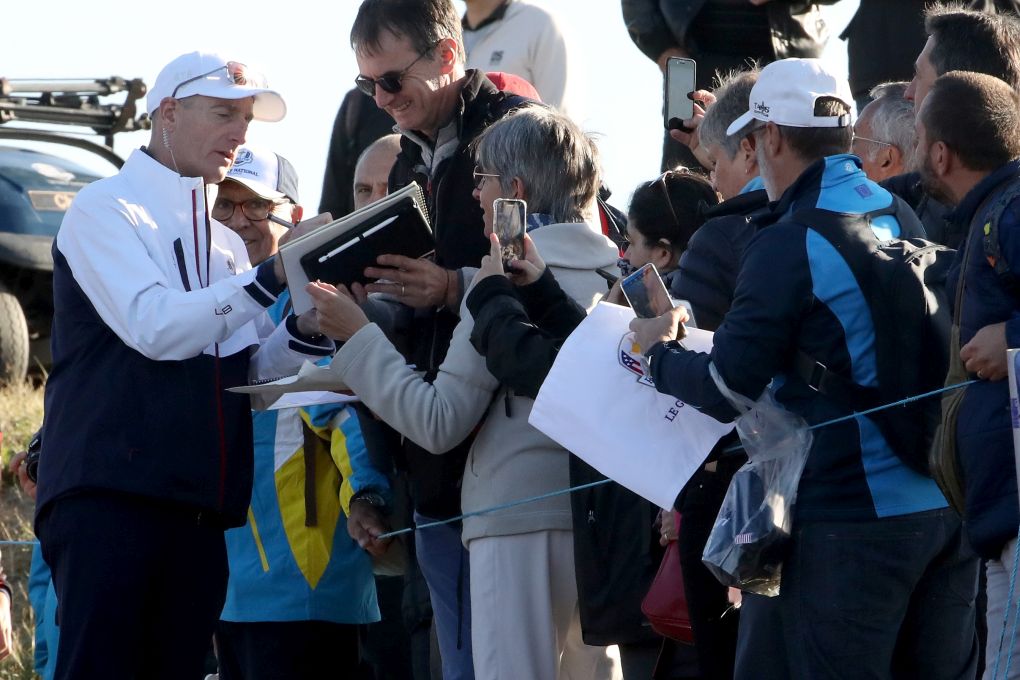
[342,3,535,679]
[35,52,332,679]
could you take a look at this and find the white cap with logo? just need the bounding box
[224,146,299,204]
[726,58,853,136]
[147,51,286,122]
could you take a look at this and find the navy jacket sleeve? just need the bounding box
[650,221,814,423]
[467,271,585,399]
[996,197,1020,347]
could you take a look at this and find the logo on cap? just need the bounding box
[234,149,254,167]
[753,101,770,117]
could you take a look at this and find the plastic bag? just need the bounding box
[701,363,812,597]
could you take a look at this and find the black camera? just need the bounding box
[25,431,41,483]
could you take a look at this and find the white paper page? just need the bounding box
[228,359,352,410]
[529,302,734,509]
[265,390,358,411]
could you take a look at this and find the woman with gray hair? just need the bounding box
[306,106,619,680]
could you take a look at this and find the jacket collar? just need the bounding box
[462,0,511,31]
[398,69,495,151]
[754,154,863,228]
[126,147,206,198]
[702,188,769,221]
[946,158,1020,228]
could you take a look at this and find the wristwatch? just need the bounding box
[351,490,388,511]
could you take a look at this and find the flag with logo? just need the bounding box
[529,302,734,509]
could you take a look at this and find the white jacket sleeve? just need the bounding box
[57,191,282,361]
[331,305,499,454]
[249,314,335,380]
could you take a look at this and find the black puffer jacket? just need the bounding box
[671,189,768,331]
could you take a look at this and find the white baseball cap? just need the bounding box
[726,58,853,136]
[147,51,286,122]
[224,146,299,204]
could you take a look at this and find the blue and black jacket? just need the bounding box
[946,158,1020,559]
[38,248,257,528]
[648,154,947,522]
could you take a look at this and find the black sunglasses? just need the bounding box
[355,48,433,97]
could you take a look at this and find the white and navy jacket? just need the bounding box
[37,149,331,528]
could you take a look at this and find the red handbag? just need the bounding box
[641,514,694,644]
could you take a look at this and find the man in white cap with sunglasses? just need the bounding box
[630,58,977,679]
[35,52,332,679]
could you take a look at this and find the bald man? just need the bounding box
[353,133,402,210]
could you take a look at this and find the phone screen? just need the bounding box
[492,198,527,268]
[621,263,675,319]
[665,57,696,130]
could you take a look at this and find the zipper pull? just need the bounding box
[588,510,595,524]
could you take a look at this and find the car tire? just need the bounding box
[0,282,29,384]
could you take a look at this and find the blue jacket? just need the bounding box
[221,293,389,624]
[946,159,1020,559]
[649,154,947,522]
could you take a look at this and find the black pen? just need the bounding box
[269,214,294,230]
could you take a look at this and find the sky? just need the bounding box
[4,0,859,213]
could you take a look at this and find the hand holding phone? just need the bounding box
[621,263,675,319]
[664,57,697,131]
[492,197,526,270]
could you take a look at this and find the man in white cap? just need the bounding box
[630,58,977,679]
[35,52,332,679]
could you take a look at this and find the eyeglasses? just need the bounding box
[852,134,893,148]
[172,61,267,99]
[473,167,501,190]
[355,49,433,97]
[211,197,285,223]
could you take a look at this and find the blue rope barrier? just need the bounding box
[376,379,979,540]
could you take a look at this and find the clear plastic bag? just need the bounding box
[701,363,812,597]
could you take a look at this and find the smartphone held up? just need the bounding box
[493,197,527,270]
[664,57,696,131]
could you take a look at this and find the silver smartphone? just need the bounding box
[621,263,675,319]
[665,57,696,130]
[492,197,527,269]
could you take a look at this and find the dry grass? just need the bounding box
[0,380,46,679]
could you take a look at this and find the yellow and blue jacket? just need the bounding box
[221,293,388,623]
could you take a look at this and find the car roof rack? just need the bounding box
[0,77,151,168]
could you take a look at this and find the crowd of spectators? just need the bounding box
[10,2,1020,680]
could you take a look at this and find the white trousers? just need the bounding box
[987,537,1020,680]
[467,529,620,680]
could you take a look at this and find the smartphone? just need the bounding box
[492,197,526,269]
[621,263,675,319]
[664,57,696,130]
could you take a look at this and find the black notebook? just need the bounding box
[280,182,433,314]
